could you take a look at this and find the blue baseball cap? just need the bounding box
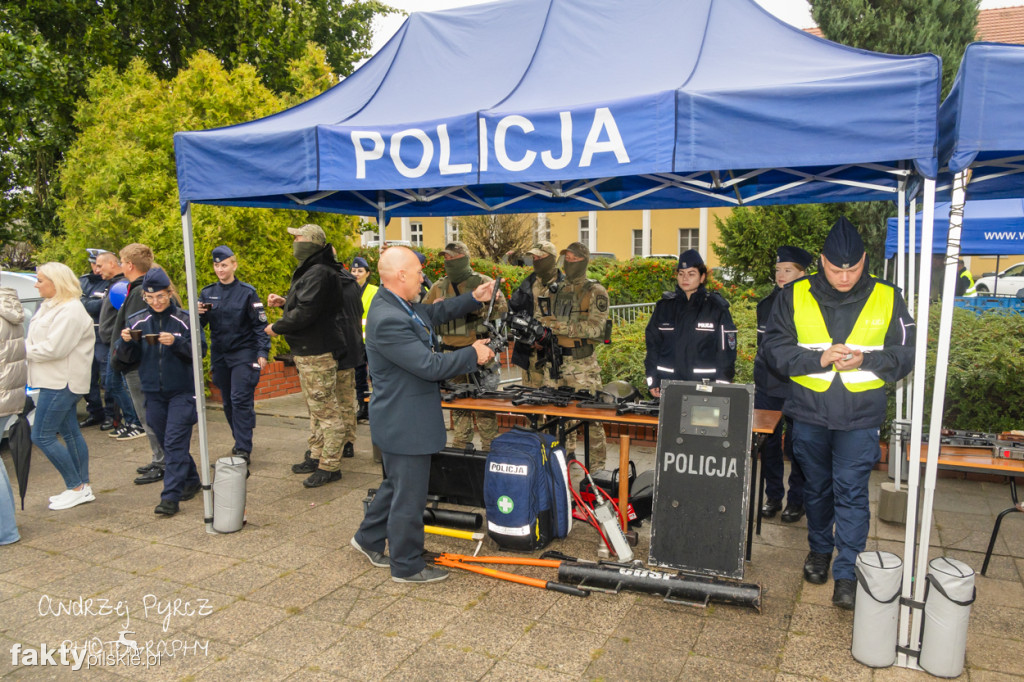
[212,245,234,263]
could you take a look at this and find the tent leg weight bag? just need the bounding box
[918,557,976,678]
[851,551,902,667]
[212,456,247,533]
[484,427,571,551]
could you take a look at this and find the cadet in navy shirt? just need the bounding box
[198,246,271,462]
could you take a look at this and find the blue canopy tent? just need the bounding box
[885,198,1024,257]
[892,42,1024,665]
[172,0,945,649]
[174,0,941,223]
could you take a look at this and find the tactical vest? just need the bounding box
[434,273,488,339]
[790,278,893,393]
[551,278,599,357]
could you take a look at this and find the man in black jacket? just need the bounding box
[266,224,364,488]
[79,249,114,428]
[763,217,915,610]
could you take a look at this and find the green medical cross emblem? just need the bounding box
[497,496,514,514]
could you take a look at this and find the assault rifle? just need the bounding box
[616,399,660,417]
[467,277,508,392]
[508,311,561,382]
[922,428,1024,460]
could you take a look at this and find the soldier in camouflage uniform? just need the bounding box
[509,241,563,388]
[424,241,507,450]
[538,242,609,469]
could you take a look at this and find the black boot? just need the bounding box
[760,498,782,519]
[342,442,354,458]
[803,551,832,585]
[303,468,341,488]
[356,404,369,424]
[292,450,319,474]
[781,503,805,523]
[832,578,856,610]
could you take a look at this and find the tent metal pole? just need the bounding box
[895,180,907,425]
[911,171,967,658]
[377,192,386,245]
[180,204,215,534]
[897,178,937,669]
[905,195,917,419]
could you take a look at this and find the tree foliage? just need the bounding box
[1,0,395,248]
[810,0,979,98]
[42,50,361,356]
[452,213,538,262]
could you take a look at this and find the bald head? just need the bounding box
[379,246,422,301]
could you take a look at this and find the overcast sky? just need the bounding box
[369,0,1021,55]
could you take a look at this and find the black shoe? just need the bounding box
[781,503,805,523]
[832,578,856,610]
[342,442,354,458]
[154,499,179,516]
[392,565,449,583]
[292,452,319,474]
[100,418,117,431]
[134,467,165,485]
[303,468,341,488]
[180,482,202,501]
[760,498,783,519]
[79,415,103,428]
[803,551,832,585]
[356,405,369,423]
[232,448,251,464]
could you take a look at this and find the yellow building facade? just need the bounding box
[371,207,734,266]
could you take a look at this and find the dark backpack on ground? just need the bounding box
[484,427,571,551]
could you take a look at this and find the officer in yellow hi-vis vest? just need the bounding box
[763,217,915,611]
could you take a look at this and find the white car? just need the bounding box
[971,262,1024,297]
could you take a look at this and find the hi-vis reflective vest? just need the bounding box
[791,278,893,393]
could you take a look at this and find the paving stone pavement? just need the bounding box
[1,394,1021,680]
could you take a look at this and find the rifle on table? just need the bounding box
[467,276,508,392]
[616,399,660,417]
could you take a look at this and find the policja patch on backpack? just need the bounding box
[484,427,572,551]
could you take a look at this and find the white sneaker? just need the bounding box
[48,486,95,510]
[48,488,75,503]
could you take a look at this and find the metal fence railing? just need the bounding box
[609,302,655,325]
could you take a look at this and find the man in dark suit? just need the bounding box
[351,246,495,583]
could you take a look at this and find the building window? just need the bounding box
[579,217,590,244]
[632,229,643,257]
[410,221,423,247]
[447,219,460,243]
[679,228,698,252]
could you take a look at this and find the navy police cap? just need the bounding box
[677,249,704,271]
[212,245,234,263]
[821,216,865,268]
[776,245,813,270]
[142,268,171,293]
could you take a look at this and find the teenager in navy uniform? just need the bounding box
[198,246,271,463]
[644,250,736,396]
[755,246,812,523]
[116,268,203,516]
[763,217,915,610]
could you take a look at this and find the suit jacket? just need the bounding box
[367,287,481,455]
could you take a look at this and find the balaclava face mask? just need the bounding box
[444,256,473,284]
[293,241,321,263]
[533,255,556,283]
[563,257,589,281]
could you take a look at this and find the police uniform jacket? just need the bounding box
[644,285,737,389]
[199,279,271,368]
[115,301,199,395]
[762,267,915,431]
[97,273,126,346]
[754,286,790,398]
[366,288,482,455]
[79,272,106,324]
[271,244,364,367]
[508,271,563,370]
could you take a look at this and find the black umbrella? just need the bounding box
[7,395,34,510]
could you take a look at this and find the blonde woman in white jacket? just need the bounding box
[26,263,96,510]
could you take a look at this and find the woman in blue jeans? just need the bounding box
[25,262,96,511]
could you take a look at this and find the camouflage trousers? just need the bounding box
[449,372,498,450]
[294,353,356,472]
[546,353,607,470]
[518,353,548,389]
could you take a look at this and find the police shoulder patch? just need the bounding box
[595,294,609,313]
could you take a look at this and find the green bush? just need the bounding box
[599,257,676,305]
